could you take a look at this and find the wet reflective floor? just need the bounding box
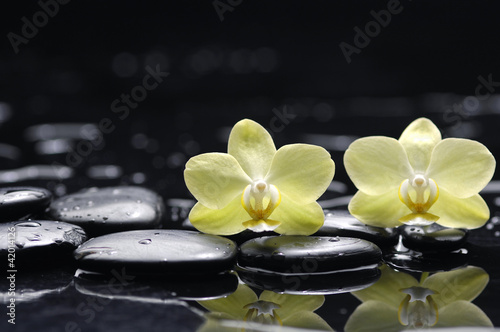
[0,97,499,331]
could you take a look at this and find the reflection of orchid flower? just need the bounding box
[344,118,495,229]
[184,119,335,235]
[345,265,492,331]
[197,283,333,331]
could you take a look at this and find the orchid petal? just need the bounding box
[188,196,248,235]
[266,144,335,204]
[184,153,251,209]
[282,311,333,331]
[344,137,413,195]
[348,190,409,228]
[259,291,324,318]
[271,194,325,235]
[436,301,493,328]
[228,119,276,180]
[429,189,490,229]
[399,118,442,173]
[426,138,496,198]
[344,301,401,332]
[198,283,258,320]
[422,266,489,308]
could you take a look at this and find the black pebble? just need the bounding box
[74,229,238,275]
[315,210,399,247]
[48,186,165,235]
[0,186,52,222]
[400,223,468,252]
[0,220,87,268]
[238,235,382,273]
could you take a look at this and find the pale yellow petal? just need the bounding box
[189,196,248,235]
[352,265,419,308]
[271,194,325,235]
[344,137,413,195]
[227,119,276,180]
[259,291,324,318]
[348,190,409,228]
[198,283,258,320]
[344,301,401,332]
[435,301,493,328]
[399,118,442,173]
[184,153,251,209]
[426,138,496,198]
[429,189,490,229]
[422,266,489,308]
[265,144,335,204]
[282,311,333,331]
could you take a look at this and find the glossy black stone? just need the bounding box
[384,249,468,273]
[401,224,469,252]
[0,220,87,267]
[74,230,238,275]
[0,186,52,222]
[315,210,399,247]
[238,236,382,273]
[236,266,381,295]
[48,186,165,235]
[74,269,239,301]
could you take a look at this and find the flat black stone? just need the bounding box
[0,220,87,268]
[0,186,52,222]
[401,224,469,252]
[48,186,165,235]
[74,229,238,275]
[74,269,239,301]
[238,236,382,273]
[315,210,399,247]
[384,249,468,273]
[236,266,381,295]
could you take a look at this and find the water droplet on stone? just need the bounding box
[15,241,25,248]
[139,239,152,245]
[73,205,80,210]
[16,221,41,227]
[103,216,108,221]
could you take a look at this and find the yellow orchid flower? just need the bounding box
[345,265,492,332]
[184,119,335,235]
[344,118,496,229]
[197,283,333,331]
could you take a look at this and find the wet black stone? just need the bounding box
[48,186,165,235]
[0,186,52,222]
[384,249,468,273]
[315,210,399,247]
[236,266,381,295]
[74,269,239,301]
[0,220,87,268]
[401,224,469,252]
[238,236,382,273]
[74,230,238,275]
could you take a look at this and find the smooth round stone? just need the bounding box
[401,224,469,252]
[74,269,239,301]
[384,250,468,273]
[315,210,399,247]
[0,186,52,222]
[48,186,165,235]
[236,266,381,295]
[74,230,238,275]
[238,236,382,273]
[0,220,87,267]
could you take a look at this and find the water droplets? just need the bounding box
[139,239,152,245]
[16,221,41,227]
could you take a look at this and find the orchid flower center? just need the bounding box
[398,286,439,328]
[241,180,282,232]
[398,174,440,225]
[243,300,283,326]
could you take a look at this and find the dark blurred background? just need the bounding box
[0,1,499,196]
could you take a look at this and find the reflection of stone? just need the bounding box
[197,283,333,331]
[236,265,380,295]
[400,223,468,252]
[0,267,74,304]
[345,265,492,331]
[74,269,238,302]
